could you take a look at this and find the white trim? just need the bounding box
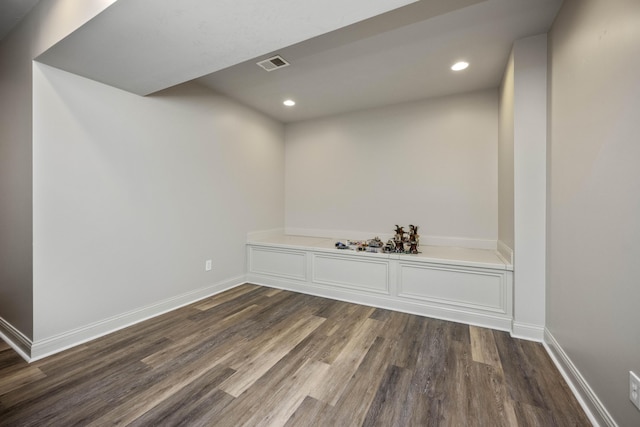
[0,317,32,362]
[511,321,544,341]
[544,328,616,427]
[284,227,496,250]
[497,240,514,266]
[248,246,308,281]
[29,275,246,362]
[311,253,390,295]
[397,262,510,314]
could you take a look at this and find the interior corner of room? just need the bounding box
[1,0,639,425]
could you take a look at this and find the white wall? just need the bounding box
[285,90,498,248]
[512,34,547,339]
[497,35,547,341]
[547,0,640,425]
[32,65,284,341]
[498,52,514,259]
[0,18,35,342]
[0,0,115,344]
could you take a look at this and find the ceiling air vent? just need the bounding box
[256,55,290,72]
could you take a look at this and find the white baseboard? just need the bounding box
[28,275,246,362]
[497,240,514,266]
[511,321,545,341]
[0,317,32,362]
[284,227,496,250]
[544,328,616,427]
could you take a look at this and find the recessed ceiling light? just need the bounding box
[451,61,469,71]
[283,99,296,107]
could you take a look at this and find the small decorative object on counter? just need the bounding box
[383,240,395,253]
[368,237,383,248]
[334,225,420,254]
[394,225,405,253]
[408,224,420,254]
[390,224,421,254]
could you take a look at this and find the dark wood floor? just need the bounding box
[0,284,590,426]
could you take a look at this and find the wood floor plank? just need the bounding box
[326,335,393,426]
[237,292,325,341]
[493,330,548,409]
[212,345,326,425]
[513,401,557,427]
[0,285,589,426]
[219,315,325,397]
[186,285,275,325]
[470,325,501,367]
[313,298,358,318]
[239,359,330,427]
[308,317,382,405]
[386,312,428,369]
[0,365,46,396]
[283,396,331,427]
[361,364,413,427]
[517,338,592,426]
[126,367,236,426]
[218,301,322,372]
[25,361,154,426]
[400,318,450,426]
[439,340,475,427]
[369,307,392,322]
[313,304,375,364]
[450,320,471,344]
[2,358,154,426]
[140,303,262,368]
[262,287,283,297]
[469,359,519,426]
[86,360,234,426]
[0,347,24,372]
[1,336,171,409]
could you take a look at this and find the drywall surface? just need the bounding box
[0,19,35,340]
[548,0,640,425]
[36,0,418,95]
[0,0,115,341]
[512,34,547,337]
[285,90,498,246]
[32,66,284,340]
[498,52,515,255]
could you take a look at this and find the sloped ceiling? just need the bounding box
[33,0,562,123]
[35,0,419,95]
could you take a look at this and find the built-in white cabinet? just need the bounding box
[247,236,513,332]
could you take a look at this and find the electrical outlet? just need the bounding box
[205,260,212,271]
[631,371,640,411]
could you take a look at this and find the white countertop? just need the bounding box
[247,234,513,271]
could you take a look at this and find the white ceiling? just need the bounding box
[197,0,562,122]
[0,0,40,41]
[30,0,562,123]
[36,0,418,96]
